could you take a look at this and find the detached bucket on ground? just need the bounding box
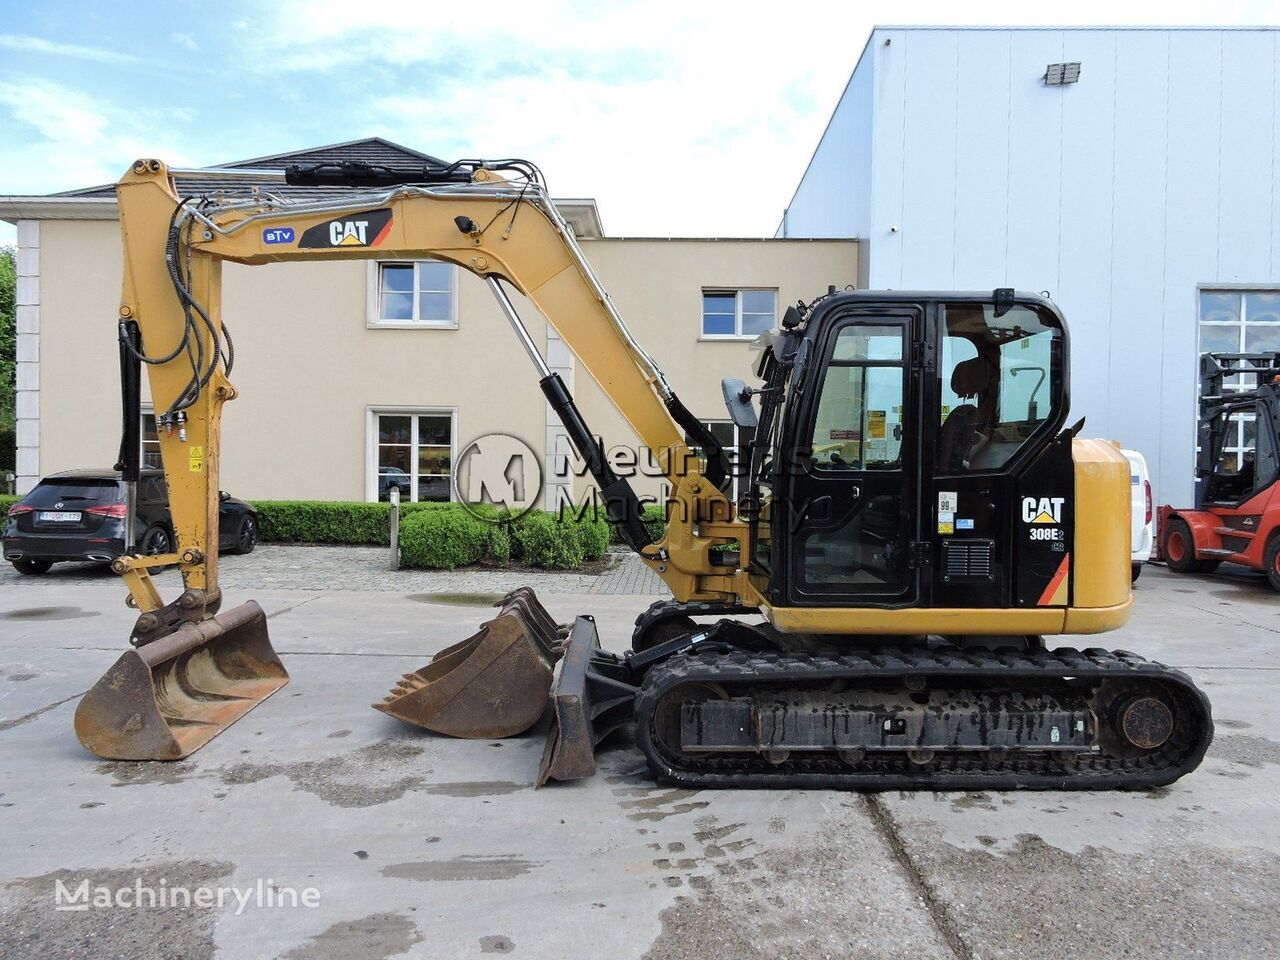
[74,601,288,760]
[374,588,566,738]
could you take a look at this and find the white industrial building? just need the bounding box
[780,25,1280,506]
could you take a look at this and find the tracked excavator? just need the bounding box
[75,156,1213,790]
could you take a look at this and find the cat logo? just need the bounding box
[1021,496,1065,524]
[299,208,393,249]
[330,221,369,245]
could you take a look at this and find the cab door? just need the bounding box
[782,308,921,606]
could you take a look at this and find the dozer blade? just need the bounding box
[74,601,287,761]
[537,616,637,787]
[373,589,565,738]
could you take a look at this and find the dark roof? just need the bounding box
[58,137,452,202]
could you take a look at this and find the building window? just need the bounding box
[1199,290,1280,389]
[141,409,162,469]
[371,411,454,502]
[702,289,777,338]
[374,261,456,327]
[698,420,755,501]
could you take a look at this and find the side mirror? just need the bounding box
[722,378,759,429]
[219,491,230,502]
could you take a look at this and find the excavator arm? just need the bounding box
[112,157,753,627]
[75,157,757,761]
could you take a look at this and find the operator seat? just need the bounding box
[938,355,995,471]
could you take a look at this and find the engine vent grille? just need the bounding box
[941,539,995,582]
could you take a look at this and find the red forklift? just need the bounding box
[1158,352,1280,591]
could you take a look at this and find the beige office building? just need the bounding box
[2,139,857,508]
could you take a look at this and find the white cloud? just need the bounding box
[241,0,1275,236]
[0,33,140,65]
[171,32,199,51]
[0,80,197,195]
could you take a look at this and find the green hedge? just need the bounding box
[249,499,614,571]
[0,494,17,512]
[251,500,449,546]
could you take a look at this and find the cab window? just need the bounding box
[810,324,906,471]
[937,304,1063,473]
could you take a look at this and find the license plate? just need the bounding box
[38,511,81,522]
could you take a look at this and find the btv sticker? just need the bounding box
[263,227,295,245]
[299,208,393,248]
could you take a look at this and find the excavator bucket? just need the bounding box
[74,601,287,761]
[537,616,637,786]
[374,589,566,738]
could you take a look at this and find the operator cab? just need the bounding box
[738,290,1070,612]
[1196,353,1280,508]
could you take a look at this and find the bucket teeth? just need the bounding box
[374,588,567,739]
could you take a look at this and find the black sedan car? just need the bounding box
[3,468,258,575]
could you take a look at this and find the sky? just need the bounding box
[1,0,1277,245]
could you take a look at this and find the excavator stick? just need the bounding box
[74,601,287,760]
[374,589,566,738]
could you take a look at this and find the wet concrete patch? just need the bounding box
[0,859,234,960]
[909,834,1280,959]
[423,780,526,798]
[1,606,98,621]
[99,760,199,788]
[616,787,710,822]
[220,739,430,808]
[408,592,506,607]
[948,792,999,813]
[381,855,542,882]
[282,911,423,959]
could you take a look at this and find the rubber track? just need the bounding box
[634,646,1214,791]
[631,599,758,648]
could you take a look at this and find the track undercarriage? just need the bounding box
[537,598,1213,791]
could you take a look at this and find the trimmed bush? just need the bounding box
[0,493,17,513]
[467,502,513,562]
[641,504,667,544]
[514,510,584,570]
[398,507,489,570]
[563,508,610,560]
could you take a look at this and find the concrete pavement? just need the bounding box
[0,557,1278,959]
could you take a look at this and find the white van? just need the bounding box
[1121,448,1155,582]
